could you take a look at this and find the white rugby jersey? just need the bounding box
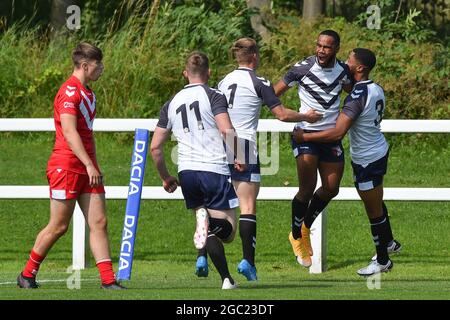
[342,80,389,166]
[283,56,352,131]
[218,67,281,142]
[157,83,230,175]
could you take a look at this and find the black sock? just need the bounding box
[239,214,256,266]
[209,217,233,241]
[304,193,330,229]
[292,197,308,239]
[382,202,394,244]
[369,216,390,265]
[206,234,233,283]
[197,247,207,259]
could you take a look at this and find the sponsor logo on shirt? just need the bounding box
[64,102,75,109]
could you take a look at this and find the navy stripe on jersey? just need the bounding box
[201,84,228,116]
[302,69,348,94]
[246,70,281,109]
[342,81,371,120]
[302,83,340,109]
[282,56,315,85]
[157,97,174,129]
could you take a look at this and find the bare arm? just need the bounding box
[150,126,178,193]
[343,83,353,94]
[215,112,245,171]
[270,104,322,123]
[60,114,101,187]
[273,80,290,97]
[293,113,354,143]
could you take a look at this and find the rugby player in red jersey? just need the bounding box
[18,42,124,290]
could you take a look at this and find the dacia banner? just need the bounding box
[117,128,149,281]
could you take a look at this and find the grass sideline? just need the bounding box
[0,133,449,299]
[0,200,449,299]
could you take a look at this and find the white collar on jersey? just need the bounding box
[237,67,253,71]
[184,83,205,88]
[355,79,373,85]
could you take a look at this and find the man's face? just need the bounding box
[346,52,361,76]
[84,60,104,81]
[315,35,338,67]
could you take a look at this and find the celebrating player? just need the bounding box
[151,51,245,289]
[293,48,402,275]
[195,37,322,281]
[274,30,353,268]
[17,42,124,289]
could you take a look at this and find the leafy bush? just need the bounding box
[0,2,448,121]
[259,14,449,120]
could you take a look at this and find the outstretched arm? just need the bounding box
[270,104,323,123]
[293,112,354,143]
[273,80,290,97]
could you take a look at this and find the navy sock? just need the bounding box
[239,214,256,266]
[304,193,330,229]
[292,197,308,239]
[369,216,390,265]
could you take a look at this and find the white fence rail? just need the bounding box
[1,118,450,133]
[1,119,449,273]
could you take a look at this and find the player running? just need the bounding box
[17,42,124,289]
[151,51,245,289]
[293,48,402,276]
[194,37,322,281]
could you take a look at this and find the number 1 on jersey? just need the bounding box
[227,83,237,108]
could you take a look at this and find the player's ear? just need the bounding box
[182,70,188,79]
[80,60,89,72]
[207,69,211,78]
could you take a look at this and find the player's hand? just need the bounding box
[163,176,179,193]
[234,160,247,172]
[303,109,323,123]
[292,128,305,144]
[86,163,103,187]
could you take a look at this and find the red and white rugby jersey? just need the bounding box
[47,75,99,174]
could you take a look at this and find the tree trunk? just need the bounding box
[50,0,79,34]
[303,0,324,20]
[246,0,271,40]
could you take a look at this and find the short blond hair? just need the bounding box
[231,38,258,64]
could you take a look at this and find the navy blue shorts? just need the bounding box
[291,131,344,162]
[229,139,260,183]
[229,161,261,183]
[178,170,239,210]
[352,151,389,191]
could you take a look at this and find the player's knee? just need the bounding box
[297,190,314,202]
[323,186,339,199]
[91,215,108,231]
[223,227,236,243]
[49,224,69,238]
[209,217,234,243]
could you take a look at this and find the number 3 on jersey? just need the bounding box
[374,99,384,126]
[176,101,204,133]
